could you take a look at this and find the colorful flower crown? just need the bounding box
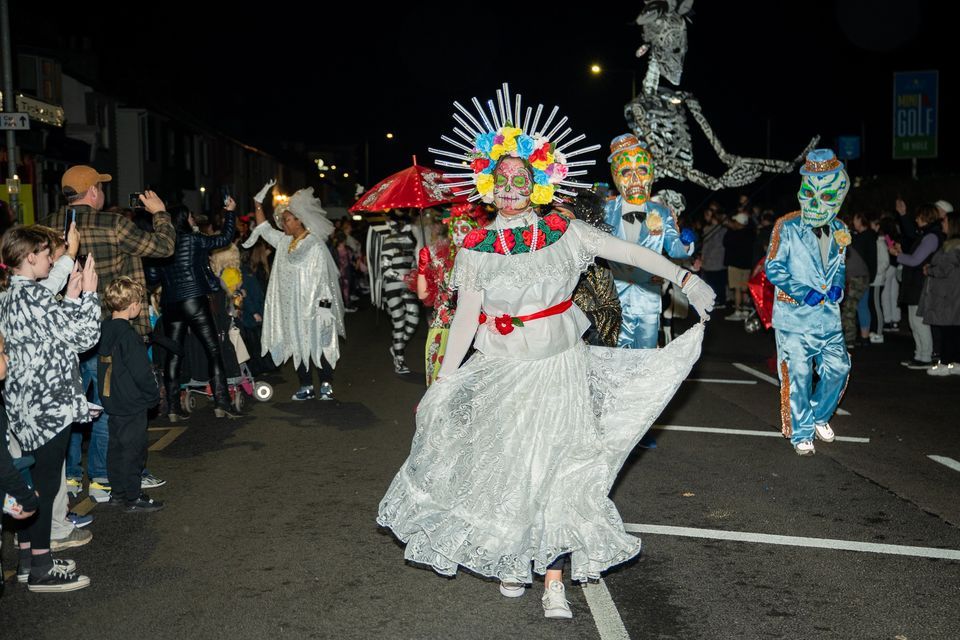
[430,83,600,206]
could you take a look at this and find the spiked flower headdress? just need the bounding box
[430,83,601,206]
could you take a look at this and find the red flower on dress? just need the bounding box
[463,229,487,249]
[522,227,546,250]
[494,231,516,254]
[471,158,491,174]
[544,213,568,232]
[494,314,515,335]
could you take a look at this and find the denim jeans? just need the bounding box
[66,353,109,481]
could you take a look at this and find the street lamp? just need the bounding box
[588,63,636,100]
[386,132,394,140]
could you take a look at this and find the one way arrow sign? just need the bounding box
[0,113,30,130]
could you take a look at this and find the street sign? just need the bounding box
[0,113,29,130]
[837,136,861,161]
[893,71,938,159]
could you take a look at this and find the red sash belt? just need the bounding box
[478,299,573,336]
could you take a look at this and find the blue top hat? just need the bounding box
[799,149,845,176]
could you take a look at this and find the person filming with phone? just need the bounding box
[42,165,176,502]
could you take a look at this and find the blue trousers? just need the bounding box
[774,329,851,445]
[618,312,660,349]
[66,354,109,481]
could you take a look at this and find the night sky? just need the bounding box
[12,1,955,208]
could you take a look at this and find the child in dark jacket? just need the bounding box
[98,277,163,513]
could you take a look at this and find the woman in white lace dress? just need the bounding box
[377,97,715,619]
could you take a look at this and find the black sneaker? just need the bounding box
[17,558,76,583]
[103,494,127,507]
[27,565,91,592]
[125,494,165,513]
[901,359,934,370]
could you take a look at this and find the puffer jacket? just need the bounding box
[147,212,235,306]
[919,238,960,326]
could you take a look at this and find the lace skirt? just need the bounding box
[377,323,703,583]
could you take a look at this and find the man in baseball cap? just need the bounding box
[45,165,175,512]
[61,165,113,208]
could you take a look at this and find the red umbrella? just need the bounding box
[350,156,468,213]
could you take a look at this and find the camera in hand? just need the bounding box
[129,192,143,209]
[76,254,88,268]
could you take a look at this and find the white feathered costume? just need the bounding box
[243,188,346,368]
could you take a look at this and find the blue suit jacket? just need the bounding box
[604,197,692,291]
[765,212,847,334]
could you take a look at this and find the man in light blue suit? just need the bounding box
[604,134,695,349]
[765,149,852,456]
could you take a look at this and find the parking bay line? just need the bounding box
[583,579,630,640]
[928,456,960,473]
[148,426,187,452]
[623,523,960,561]
[651,424,869,443]
[732,362,852,416]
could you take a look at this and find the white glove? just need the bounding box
[680,273,716,321]
[254,179,277,204]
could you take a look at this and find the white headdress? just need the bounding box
[279,188,334,240]
[429,82,601,205]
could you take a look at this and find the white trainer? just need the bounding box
[814,422,835,442]
[499,581,526,598]
[542,580,573,619]
[927,363,955,377]
[793,440,816,456]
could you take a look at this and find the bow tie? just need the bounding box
[811,226,824,238]
[622,211,646,225]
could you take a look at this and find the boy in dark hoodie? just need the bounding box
[98,277,164,513]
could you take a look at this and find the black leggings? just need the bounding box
[297,356,333,387]
[16,428,71,550]
[164,296,229,408]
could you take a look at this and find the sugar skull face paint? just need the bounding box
[493,157,532,215]
[611,149,654,205]
[798,169,849,227]
[449,217,478,247]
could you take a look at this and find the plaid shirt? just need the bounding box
[45,205,175,336]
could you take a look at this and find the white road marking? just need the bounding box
[732,362,852,416]
[623,523,960,561]
[928,455,960,474]
[685,378,758,385]
[651,424,869,443]
[582,579,631,640]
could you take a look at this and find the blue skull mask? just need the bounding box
[798,169,849,228]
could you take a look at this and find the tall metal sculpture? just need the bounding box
[626,0,819,191]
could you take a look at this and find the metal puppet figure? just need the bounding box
[627,0,818,190]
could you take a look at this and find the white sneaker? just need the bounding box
[927,363,956,377]
[814,422,835,442]
[542,580,573,619]
[869,333,884,344]
[793,440,816,456]
[499,581,526,598]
